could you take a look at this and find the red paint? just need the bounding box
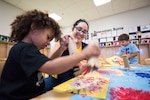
[110,87,150,100]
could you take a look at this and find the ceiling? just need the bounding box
[3,0,150,28]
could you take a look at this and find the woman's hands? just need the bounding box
[59,35,70,51]
[49,35,71,59]
[60,34,101,76]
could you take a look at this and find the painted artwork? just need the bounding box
[68,66,150,100]
[106,56,124,66]
[110,87,150,100]
[54,75,110,99]
[97,69,124,76]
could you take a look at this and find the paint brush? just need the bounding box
[91,66,98,72]
[87,40,101,71]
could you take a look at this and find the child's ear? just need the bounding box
[31,23,35,30]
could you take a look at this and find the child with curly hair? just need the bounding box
[0,9,100,100]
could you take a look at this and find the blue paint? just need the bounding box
[135,73,150,78]
[119,68,135,72]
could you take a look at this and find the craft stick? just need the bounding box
[122,55,130,69]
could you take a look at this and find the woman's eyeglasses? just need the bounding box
[75,27,88,34]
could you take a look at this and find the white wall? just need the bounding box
[1,0,150,41]
[89,6,150,34]
[0,1,23,36]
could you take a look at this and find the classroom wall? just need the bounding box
[0,1,23,36]
[63,6,150,41]
[89,6,150,37]
[62,6,150,65]
[1,0,150,40]
[0,1,149,64]
[55,6,150,51]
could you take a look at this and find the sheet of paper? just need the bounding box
[106,56,124,66]
[101,32,107,38]
[106,31,112,37]
[112,30,117,36]
[54,75,110,99]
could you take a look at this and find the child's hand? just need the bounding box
[73,60,91,76]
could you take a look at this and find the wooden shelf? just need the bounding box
[100,45,120,48]
[0,41,13,44]
[0,40,50,58]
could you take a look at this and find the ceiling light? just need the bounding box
[48,13,62,21]
[93,0,111,6]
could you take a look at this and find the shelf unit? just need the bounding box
[0,41,13,58]
[0,35,50,58]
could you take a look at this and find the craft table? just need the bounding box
[31,90,73,100]
[32,66,150,100]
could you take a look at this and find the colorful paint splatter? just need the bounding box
[110,87,150,100]
[54,66,150,100]
[54,76,110,99]
[97,69,124,76]
[71,76,107,94]
[106,56,124,66]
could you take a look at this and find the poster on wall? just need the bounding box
[117,29,123,36]
[97,33,101,38]
[140,25,150,32]
[128,26,137,33]
[100,38,106,42]
[101,32,107,38]
[106,31,112,37]
[112,30,117,36]
[107,37,113,42]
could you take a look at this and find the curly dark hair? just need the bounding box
[118,33,129,41]
[72,19,89,31]
[10,9,62,42]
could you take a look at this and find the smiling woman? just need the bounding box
[48,19,90,88]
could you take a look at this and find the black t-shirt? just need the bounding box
[0,42,50,100]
